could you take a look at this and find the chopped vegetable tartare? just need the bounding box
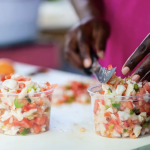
[89,65,150,138]
[0,74,56,135]
[52,81,92,104]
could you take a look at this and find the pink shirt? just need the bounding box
[99,0,150,77]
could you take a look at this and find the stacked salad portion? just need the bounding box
[0,74,56,135]
[52,81,91,104]
[89,65,150,138]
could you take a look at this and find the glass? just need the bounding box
[88,85,150,138]
[0,86,55,135]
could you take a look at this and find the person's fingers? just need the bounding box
[77,30,92,68]
[122,34,150,75]
[65,31,83,69]
[65,51,83,69]
[131,54,150,82]
[93,21,110,59]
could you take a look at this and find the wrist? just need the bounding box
[71,0,104,21]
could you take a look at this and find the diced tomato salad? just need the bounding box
[0,74,56,135]
[90,65,150,138]
[52,81,95,104]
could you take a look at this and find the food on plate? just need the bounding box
[88,65,150,138]
[0,74,57,135]
[52,81,95,104]
[0,59,14,75]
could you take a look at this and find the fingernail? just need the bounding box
[84,58,92,68]
[122,67,130,75]
[132,75,140,81]
[98,51,105,59]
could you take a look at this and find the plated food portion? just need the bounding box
[88,65,150,138]
[52,80,96,105]
[0,74,56,135]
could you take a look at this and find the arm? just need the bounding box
[65,0,110,71]
[71,0,104,20]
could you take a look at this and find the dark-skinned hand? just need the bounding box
[122,34,150,82]
[65,17,110,70]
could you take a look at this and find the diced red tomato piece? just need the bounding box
[17,90,21,93]
[33,124,41,134]
[35,115,47,126]
[5,74,11,79]
[123,121,130,127]
[137,88,146,95]
[104,112,112,117]
[127,101,133,110]
[22,105,29,112]
[12,118,31,128]
[19,128,24,133]
[28,103,36,109]
[114,125,122,133]
[138,100,146,107]
[143,83,150,93]
[37,108,42,113]
[100,99,105,105]
[46,82,50,86]
[47,84,58,90]
[15,76,25,81]
[108,64,113,70]
[139,106,146,112]
[41,88,46,92]
[30,119,35,126]
[0,75,6,82]
[93,99,100,114]
[100,91,105,95]
[4,118,10,125]
[24,78,31,81]
[21,118,32,128]
[124,83,128,89]
[19,83,25,89]
[145,102,150,112]
[35,100,44,106]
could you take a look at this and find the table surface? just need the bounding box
[0,62,150,150]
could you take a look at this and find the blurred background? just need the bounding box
[0,0,87,75]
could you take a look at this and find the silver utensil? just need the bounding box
[84,50,116,83]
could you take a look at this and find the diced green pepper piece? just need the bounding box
[108,88,112,94]
[143,122,150,127]
[65,86,71,90]
[124,129,128,132]
[27,115,34,120]
[32,86,36,91]
[134,108,140,114]
[66,97,74,103]
[27,87,32,92]
[134,84,139,92]
[14,98,25,108]
[20,128,29,136]
[105,105,109,109]
[120,79,124,85]
[112,103,121,109]
[130,110,134,115]
[25,96,31,103]
[1,126,5,129]
[125,77,130,80]
[109,124,114,130]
